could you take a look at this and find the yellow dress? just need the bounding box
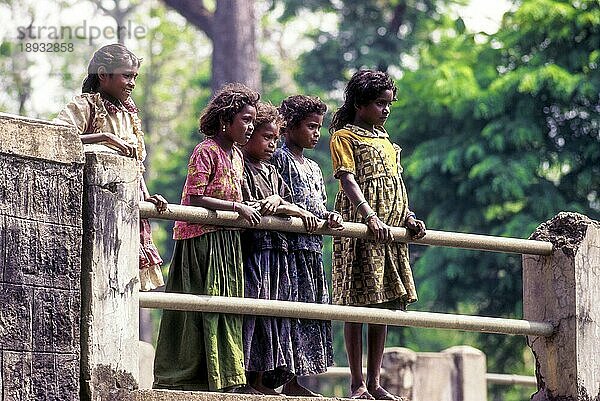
[330,124,417,308]
[54,93,164,291]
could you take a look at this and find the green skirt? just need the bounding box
[153,230,245,391]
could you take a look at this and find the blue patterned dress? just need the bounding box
[269,144,334,377]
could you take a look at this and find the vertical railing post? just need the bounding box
[81,152,140,400]
[381,346,486,401]
[381,347,417,399]
[523,212,600,400]
[442,346,487,401]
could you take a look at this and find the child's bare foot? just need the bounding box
[224,384,263,394]
[282,378,323,397]
[366,385,401,400]
[350,383,374,399]
[251,383,281,396]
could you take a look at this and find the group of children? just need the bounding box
[56,44,427,401]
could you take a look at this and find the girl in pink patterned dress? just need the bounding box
[153,83,262,393]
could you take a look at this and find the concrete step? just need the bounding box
[128,390,345,400]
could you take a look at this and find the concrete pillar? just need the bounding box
[412,351,455,401]
[523,212,600,401]
[0,113,84,400]
[81,152,140,400]
[138,341,156,390]
[381,347,417,399]
[442,346,487,401]
[381,345,486,401]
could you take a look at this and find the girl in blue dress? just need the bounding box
[270,95,343,396]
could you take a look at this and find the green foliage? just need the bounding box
[295,32,347,92]
[383,1,599,399]
[291,0,466,90]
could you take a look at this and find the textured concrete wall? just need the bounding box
[81,152,140,401]
[0,113,84,400]
[524,212,600,401]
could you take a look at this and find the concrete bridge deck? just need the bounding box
[128,390,344,401]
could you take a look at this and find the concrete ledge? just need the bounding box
[128,390,346,401]
[0,112,83,164]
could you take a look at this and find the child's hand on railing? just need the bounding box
[327,211,344,231]
[405,216,426,239]
[298,209,319,233]
[258,195,283,215]
[236,202,262,226]
[366,214,393,243]
[145,194,168,213]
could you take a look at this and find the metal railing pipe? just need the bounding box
[314,367,537,387]
[139,293,555,337]
[139,202,553,255]
[485,373,537,386]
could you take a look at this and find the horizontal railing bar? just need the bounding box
[485,373,537,386]
[316,367,536,387]
[139,202,553,255]
[315,367,373,377]
[139,293,555,337]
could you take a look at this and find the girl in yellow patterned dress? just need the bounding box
[329,70,426,400]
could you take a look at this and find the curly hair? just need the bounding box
[254,101,283,132]
[199,83,260,137]
[82,43,141,94]
[329,69,397,133]
[279,95,327,132]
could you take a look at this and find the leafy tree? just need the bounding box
[283,0,466,90]
[387,0,598,399]
[0,0,40,115]
[133,3,214,265]
[160,0,260,92]
[89,0,141,45]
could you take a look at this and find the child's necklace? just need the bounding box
[291,152,305,164]
[292,153,313,176]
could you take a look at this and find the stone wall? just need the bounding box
[0,113,84,400]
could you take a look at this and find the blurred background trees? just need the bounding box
[1,0,598,399]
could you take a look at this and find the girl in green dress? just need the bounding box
[153,83,262,393]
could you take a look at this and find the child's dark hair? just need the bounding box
[199,83,260,137]
[82,43,141,94]
[254,101,283,132]
[279,95,327,132]
[329,69,397,133]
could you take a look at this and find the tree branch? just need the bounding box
[161,0,214,40]
[388,1,407,35]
